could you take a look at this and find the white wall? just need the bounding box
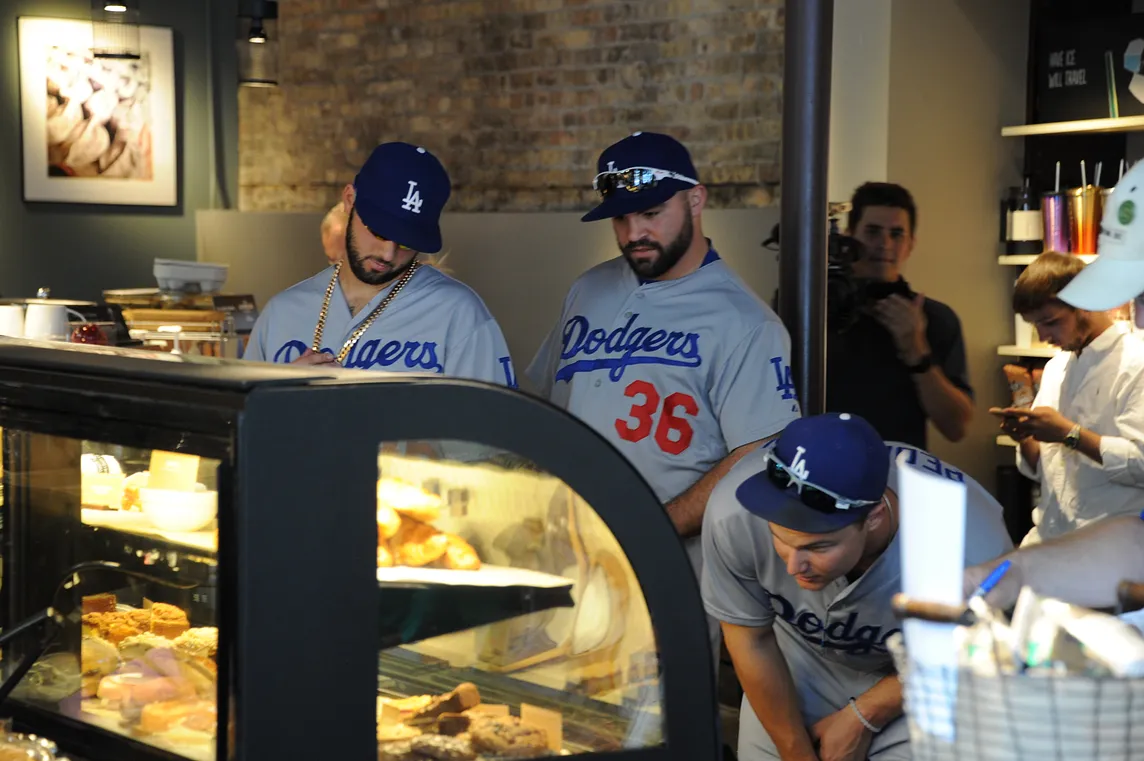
[828,0,893,204]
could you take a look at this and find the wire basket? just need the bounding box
[888,632,1144,760]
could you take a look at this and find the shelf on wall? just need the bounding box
[996,435,1018,448]
[998,254,1097,265]
[1001,115,1144,137]
[997,345,1059,358]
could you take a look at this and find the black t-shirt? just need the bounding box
[826,282,972,449]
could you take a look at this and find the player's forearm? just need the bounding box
[854,674,903,729]
[666,439,763,537]
[912,369,973,442]
[1011,513,1144,608]
[723,623,818,761]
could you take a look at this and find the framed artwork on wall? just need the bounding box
[17,17,177,206]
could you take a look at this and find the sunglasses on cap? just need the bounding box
[591,166,699,199]
[764,451,883,514]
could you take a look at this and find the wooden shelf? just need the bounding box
[1001,115,1144,137]
[997,345,1059,358]
[996,435,1018,447]
[998,254,1096,265]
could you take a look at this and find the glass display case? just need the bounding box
[0,340,719,761]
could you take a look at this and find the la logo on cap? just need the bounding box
[402,180,422,214]
[789,445,811,480]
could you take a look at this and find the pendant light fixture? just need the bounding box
[90,0,141,60]
[238,0,279,87]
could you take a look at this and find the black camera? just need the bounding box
[763,206,869,333]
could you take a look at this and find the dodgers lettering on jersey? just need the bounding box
[272,338,445,373]
[766,591,900,656]
[556,313,702,383]
[244,265,517,387]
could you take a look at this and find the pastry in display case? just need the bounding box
[0,339,718,761]
[3,431,221,761]
[372,443,665,759]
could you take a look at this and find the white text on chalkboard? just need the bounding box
[1047,48,1084,89]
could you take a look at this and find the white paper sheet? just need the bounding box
[897,450,968,742]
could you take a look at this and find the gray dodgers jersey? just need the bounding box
[526,250,801,504]
[702,442,1013,760]
[244,264,516,386]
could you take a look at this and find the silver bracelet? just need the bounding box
[848,698,883,733]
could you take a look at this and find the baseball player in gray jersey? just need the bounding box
[244,142,516,388]
[702,413,1012,761]
[526,131,801,655]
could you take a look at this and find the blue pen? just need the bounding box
[971,559,1012,599]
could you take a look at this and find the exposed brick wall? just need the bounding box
[238,0,784,213]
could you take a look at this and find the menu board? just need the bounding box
[1036,15,1144,122]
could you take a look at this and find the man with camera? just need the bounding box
[827,182,974,449]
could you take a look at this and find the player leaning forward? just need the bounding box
[527,131,802,656]
[703,413,1012,761]
[244,141,516,386]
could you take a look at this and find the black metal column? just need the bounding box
[778,0,833,414]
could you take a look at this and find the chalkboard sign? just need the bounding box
[1036,15,1144,122]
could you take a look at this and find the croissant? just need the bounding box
[377,542,395,568]
[377,504,401,542]
[392,519,448,567]
[442,534,480,571]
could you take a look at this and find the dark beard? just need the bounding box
[621,212,693,279]
[344,209,414,286]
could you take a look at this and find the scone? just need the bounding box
[118,632,174,661]
[470,716,548,758]
[82,593,117,614]
[172,627,218,659]
[392,518,449,568]
[150,603,190,639]
[409,734,475,761]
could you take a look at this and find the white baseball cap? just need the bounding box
[1058,160,1144,310]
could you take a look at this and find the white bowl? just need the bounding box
[153,259,229,295]
[140,486,218,532]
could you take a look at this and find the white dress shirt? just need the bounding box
[1019,322,1144,545]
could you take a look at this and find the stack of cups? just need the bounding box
[0,305,24,338]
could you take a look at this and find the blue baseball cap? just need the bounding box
[736,413,889,534]
[581,131,700,222]
[353,142,450,254]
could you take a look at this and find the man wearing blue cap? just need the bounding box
[244,142,515,386]
[702,413,1011,761]
[526,131,802,658]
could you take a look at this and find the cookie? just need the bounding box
[410,734,475,761]
[470,717,548,758]
[377,740,419,761]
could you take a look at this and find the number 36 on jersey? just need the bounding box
[614,380,698,455]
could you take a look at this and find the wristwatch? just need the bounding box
[1064,424,1082,450]
[905,354,933,374]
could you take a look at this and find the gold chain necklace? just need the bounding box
[311,260,421,364]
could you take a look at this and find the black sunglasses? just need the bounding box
[764,452,882,515]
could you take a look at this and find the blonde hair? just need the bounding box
[417,251,452,276]
[321,202,347,238]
